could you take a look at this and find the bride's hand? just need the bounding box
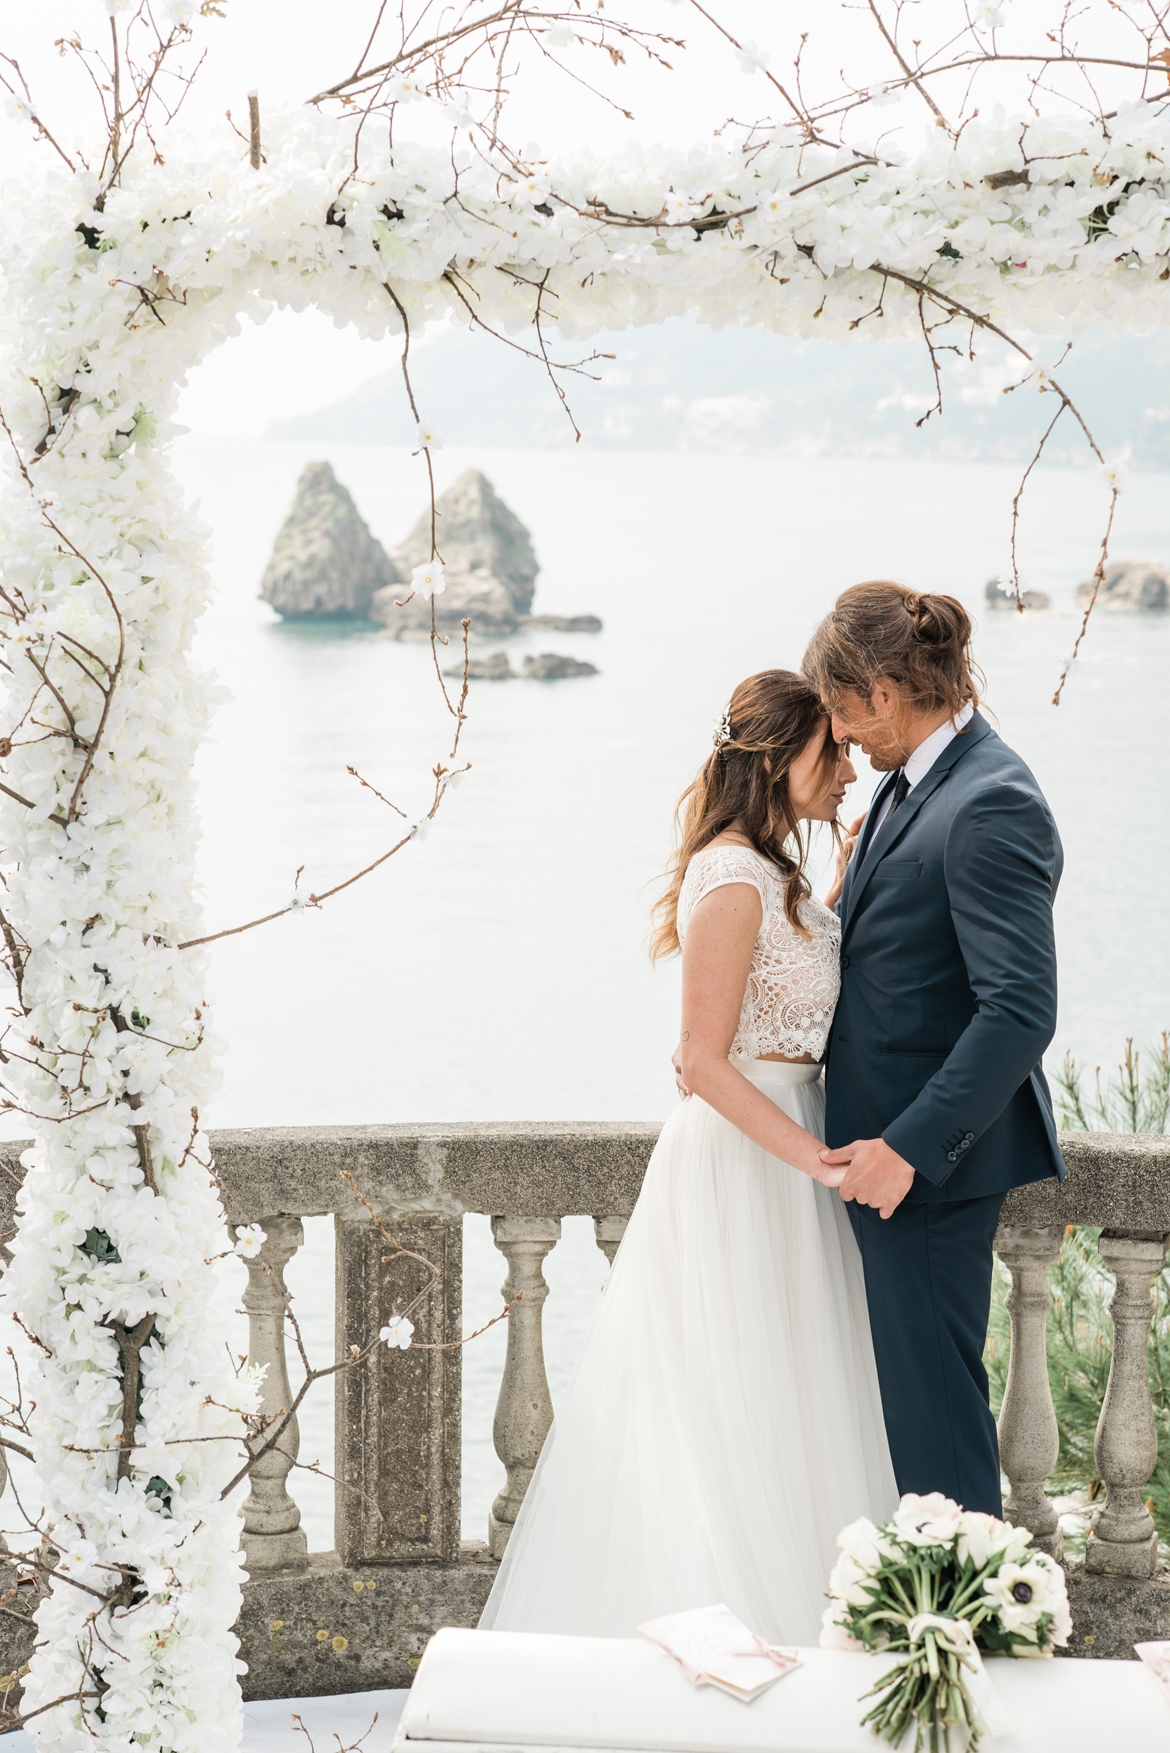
[824,812,865,910]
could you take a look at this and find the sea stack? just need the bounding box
[1075,559,1170,611]
[260,460,400,619]
[983,578,1049,612]
[372,469,539,638]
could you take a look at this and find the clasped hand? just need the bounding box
[670,1045,913,1217]
[818,1136,915,1219]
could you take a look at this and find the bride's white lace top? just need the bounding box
[677,842,841,1063]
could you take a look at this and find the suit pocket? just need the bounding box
[874,860,923,880]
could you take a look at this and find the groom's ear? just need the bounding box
[868,679,899,719]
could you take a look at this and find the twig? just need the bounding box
[247,90,261,168]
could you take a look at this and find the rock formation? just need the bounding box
[984,578,1050,613]
[372,470,539,638]
[521,613,603,633]
[260,461,400,619]
[459,652,517,680]
[1075,559,1170,611]
[443,650,600,681]
[522,653,599,680]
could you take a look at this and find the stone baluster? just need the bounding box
[593,1215,628,1268]
[488,1216,561,1558]
[995,1225,1065,1557]
[239,1215,308,1573]
[1086,1229,1170,1578]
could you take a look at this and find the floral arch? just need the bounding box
[1,93,1169,1752]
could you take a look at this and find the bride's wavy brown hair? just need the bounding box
[650,669,840,961]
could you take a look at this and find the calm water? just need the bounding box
[10,439,1166,1555]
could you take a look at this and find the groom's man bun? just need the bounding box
[802,579,982,716]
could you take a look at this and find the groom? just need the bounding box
[803,580,1065,1518]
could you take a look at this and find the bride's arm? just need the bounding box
[677,885,841,1185]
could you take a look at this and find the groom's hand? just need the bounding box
[819,1137,915,1218]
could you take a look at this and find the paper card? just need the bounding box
[638,1603,802,1704]
[1135,1641,1170,1711]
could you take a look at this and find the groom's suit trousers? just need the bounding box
[847,1191,1006,1516]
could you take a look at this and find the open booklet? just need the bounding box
[638,1604,802,1704]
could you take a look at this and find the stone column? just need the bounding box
[593,1215,628,1268]
[240,1215,309,1573]
[488,1216,561,1558]
[334,1208,461,1567]
[995,1225,1065,1557]
[1086,1229,1170,1579]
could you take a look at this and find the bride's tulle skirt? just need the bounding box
[479,1060,898,1644]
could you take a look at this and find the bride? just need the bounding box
[479,668,897,1644]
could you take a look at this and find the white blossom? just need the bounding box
[517,174,551,205]
[737,40,771,75]
[545,23,576,49]
[411,561,446,599]
[55,1535,99,1578]
[835,1515,884,1573]
[380,1316,415,1350]
[891,1492,963,1547]
[956,1509,1031,1569]
[973,3,1007,28]
[1098,452,1129,493]
[982,1556,1066,1638]
[416,418,444,449]
[233,1224,267,1260]
[387,77,427,104]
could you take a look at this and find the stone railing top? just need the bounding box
[0,1125,1166,1233]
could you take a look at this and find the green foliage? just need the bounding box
[987,1033,1170,1545]
[1054,1032,1170,1134]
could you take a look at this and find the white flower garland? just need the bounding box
[0,101,1168,1750]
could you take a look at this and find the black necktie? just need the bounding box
[887,770,910,815]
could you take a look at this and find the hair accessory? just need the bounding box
[713,708,733,749]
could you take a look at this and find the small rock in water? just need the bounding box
[520,613,604,633]
[1075,558,1169,611]
[984,578,1050,612]
[260,461,400,619]
[522,652,600,680]
[445,650,517,680]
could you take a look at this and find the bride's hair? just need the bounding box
[650,669,839,961]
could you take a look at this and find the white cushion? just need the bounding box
[396,1629,1170,1753]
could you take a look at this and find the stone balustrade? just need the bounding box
[0,1123,1167,1694]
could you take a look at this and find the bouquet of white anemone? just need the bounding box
[821,1493,1072,1751]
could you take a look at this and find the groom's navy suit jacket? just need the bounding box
[826,711,1065,1201]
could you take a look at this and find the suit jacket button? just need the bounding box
[965,1132,974,1142]
[946,1150,958,1162]
[840,954,850,970]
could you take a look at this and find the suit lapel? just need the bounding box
[841,713,993,940]
[839,771,897,925]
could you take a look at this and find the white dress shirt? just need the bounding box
[870,700,975,835]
